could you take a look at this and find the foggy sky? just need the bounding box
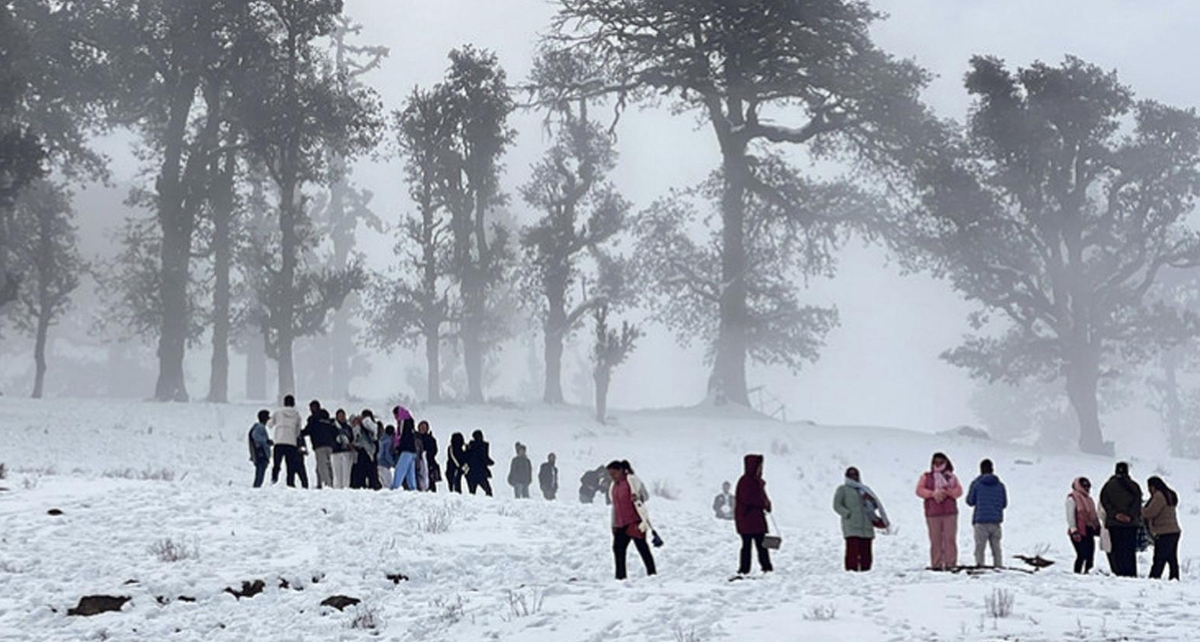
[76,1,1200,437]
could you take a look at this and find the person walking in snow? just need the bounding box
[916,452,963,570]
[1143,476,1182,580]
[269,394,308,488]
[446,432,466,494]
[508,442,533,499]
[735,455,774,575]
[376,424,396,490]
[391,417,419,491]
[1100,461,1142,578]
[965,459,1007,568]
[464,430,495,496]
[607,460,657,580]
[539,453,559,500]
[249,409,272,488]
[417,420,440,492]
[833,467,889,572]
[1066,477,1101,574]
[713,481,735,520]
[331,409,355,490]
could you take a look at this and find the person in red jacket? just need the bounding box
[915,452,963,570]
[735,454,774,575]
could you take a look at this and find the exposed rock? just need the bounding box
[47,509,63,516]
[67,595,130,616]
[224,580,265,599]
[386,573,409,585]
[321,595,360,611]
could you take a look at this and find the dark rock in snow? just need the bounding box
[321,595,360,611]
[47,509,63,516]
[224,580,265,599]
[386,573,409,584]
[67,595,130,616]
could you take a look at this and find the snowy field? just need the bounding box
[1,398,1198,642]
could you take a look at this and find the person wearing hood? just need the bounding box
[390,417,419,491]
[1100,461,1143,578]
[965,459,1008,568]
[1066,476,1102,574]
[464,430,495,496]
[269,394,308,488]
[735,454,774,575]
[915,452,963,570]
[508,442,533,499]
[833,467,889,572]
[1143,476,1182,580]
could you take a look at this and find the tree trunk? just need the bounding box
[1066,346,1108,455]
[277,179,298,397]
[31,306,50,399]
[543,284,567,404]
[206,155,234,403]
[246,329,267,401]
[1161,348,1185,457]
[708,139,751,406]
[462,310,484,403]
[425,319,441,403]
[594,369,610,424]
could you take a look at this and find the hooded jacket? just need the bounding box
[303,413,339,450]
[965,474,1008,524]
[735,455,771,535]
[1100,473,1143,529]
[269,407,303,447]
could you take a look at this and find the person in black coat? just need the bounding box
[418,420,440,492]
[464,429,494,496]
[302,405,339,489]
[539,453,559,500]
[446,432,467,494]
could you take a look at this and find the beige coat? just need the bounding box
[1142,491,1182,537]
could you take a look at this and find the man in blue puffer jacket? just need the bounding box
[966,459,1008,568]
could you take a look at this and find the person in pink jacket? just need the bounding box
[915,452,963,570]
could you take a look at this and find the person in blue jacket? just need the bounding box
[249,410,272,488]
[965,458,1008,568]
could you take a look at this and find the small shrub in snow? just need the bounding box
[22,476,38,490]
[148,538,198,563]
[673,625,702,642]
[434,594,466,624]
[985,588,1015,619]
[505,587,544,619]
[421,505,455,534]
[0,462,6,479]
[651,479,680,501]
[803,604,837,621]
[348,604,383,631]
[102,467,176,482]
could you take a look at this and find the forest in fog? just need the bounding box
[5,0,1200,458]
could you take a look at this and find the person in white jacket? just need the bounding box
[269,395,308,488]
[607,460,657,580]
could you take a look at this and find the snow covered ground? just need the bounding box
[1,397,1198,641]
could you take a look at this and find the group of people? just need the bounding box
[247,395,561,499]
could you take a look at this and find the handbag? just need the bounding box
[651,529,664,548]
[430,461,443,483]
[762,513,782,550]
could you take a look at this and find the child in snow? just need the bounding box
[833,467,889,572]
[713,481,735,520]
[1066,476,1101,574]
[607,460,657,580]
[1143,476,1182,580]
[508,442,532,499]
[965,459,1008,568]
[735,455,773,575]
[915,452,963,570]
[539,453,559,500]
[248,410,272,488]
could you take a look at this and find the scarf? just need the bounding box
[845,477,890,529]
[1070,478,1100,534]
[931,464,953,491]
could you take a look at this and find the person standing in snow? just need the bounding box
[269,395,308,488]
[1066,477,1102,574]
[539,453,559,500]
[915,452,963,570]
[376,424,396,489]
[351,412,379,489]
[607,460,657,580]
[302,402,338,489]
[508,442,533,499]
[1100,461,1142,578]
[446,432,467,494]
[418,420,440,492]
[1143,476,1182,580]
[249,409,272,488]
[965,459,1008,568]
[391,417,419,491]
[331,409,355,490]
[735,455,774,575]
[464,430,495,496]
[833,467,889,572]
[713,481,735,520]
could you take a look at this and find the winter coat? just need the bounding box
[833,483,875,540]
[609,473,651,530]
[303,415,339,450]
[376,432,397,468]
[965,474,1008,524]
[1142,490,1182,537]
[420,433,439,471]
[269,407,303,446]
[915,470,963,517]
[735,455,771,536]
[539,462,558,494]
[355,420,378,461]
[447,441,466,478]
[248,422,271,462]
[334,421,354,453]
[395,425,417,454]
[464,439,494,482]
[508,455,532,487]
[1100,474,1143,529]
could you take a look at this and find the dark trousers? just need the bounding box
[845,537,873,572]
[513,483,529,499]
[1109,527,1138,577]
[613,527,656,580]
[448,469,463,494]
[468,479,493,496]
[350,451,372,489]
[738,533,773,574]
[252,458,269,488]
[271,444,309,488]
[1071,534,1095,574]
[1150,532,1181,580]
